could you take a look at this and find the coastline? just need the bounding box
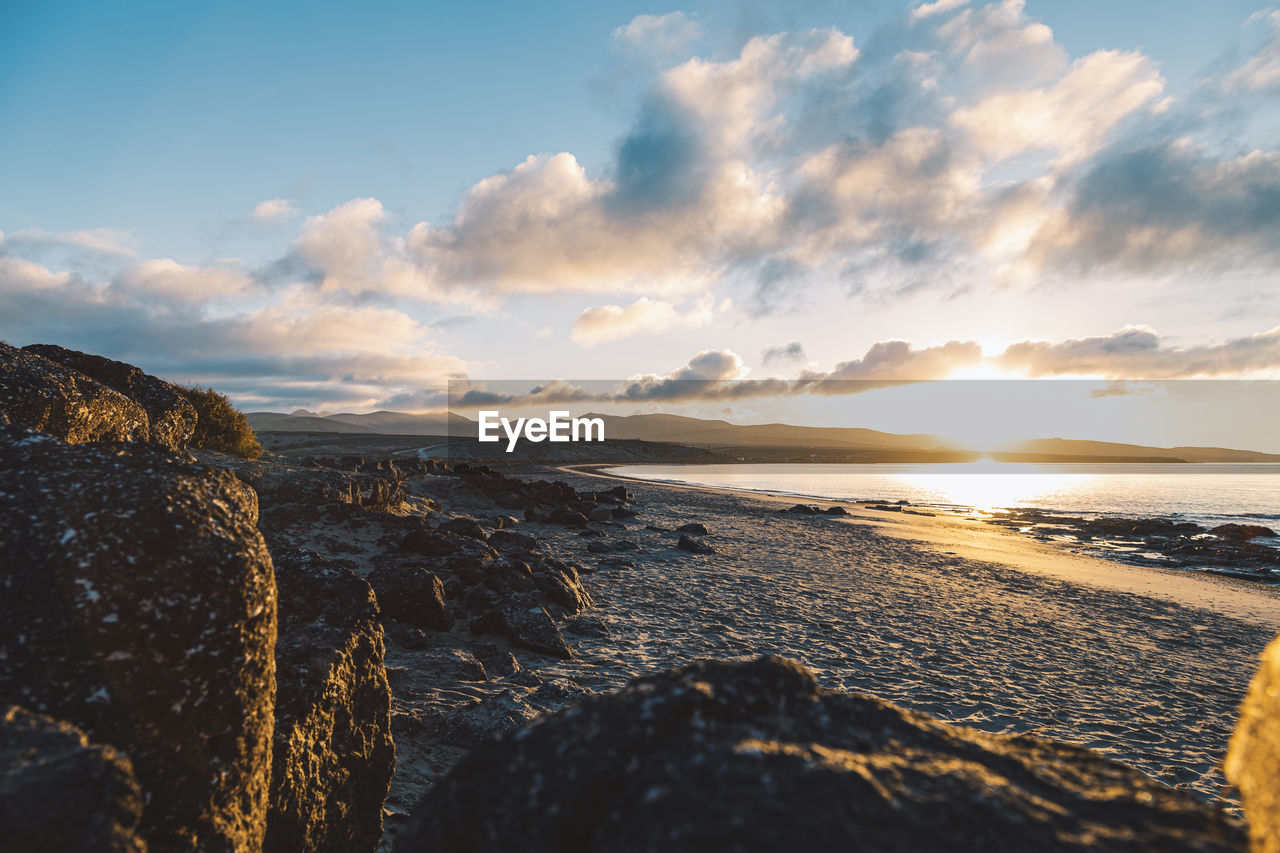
[564,462,1280,627]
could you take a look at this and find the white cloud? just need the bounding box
[112,258,254,303]
[613,12,700,55]
[250,198,299,222]
[2,227,137,256]
[951,50,1164,165]
[571,296,720,345]
[910,0,968,23]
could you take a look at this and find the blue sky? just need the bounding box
[3,0,1280,439]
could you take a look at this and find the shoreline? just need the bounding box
[561,462,1280,628]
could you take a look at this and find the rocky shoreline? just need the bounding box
[982,509,1280,583]
[4,341,1280,852]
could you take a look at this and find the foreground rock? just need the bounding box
[268,550,396,853]
[0,342,149,444]
[396,656,1243,852]
[0,426,277,851]
[1227,633,1280,853]
[23,343,197,451]
[0,705,146,853]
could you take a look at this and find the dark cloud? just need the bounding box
[762,341,808,365]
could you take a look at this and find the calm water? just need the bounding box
[605,462,1280,528]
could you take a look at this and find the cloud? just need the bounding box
[1020,143,1280,275]
[1223,9,1280,91]
[250,198,299,222]
[613,12,701,55]
[112,258,255,304]
[0,254,467,411]
[813,339,984,381]
[290,197,454,301]
[406,29,857,296]
[997,325,1280,378]
[910,0,968,23]
[1,227,137,257]
[761,341,807,365]
[571,296,719,345]
[951,50,1164,165]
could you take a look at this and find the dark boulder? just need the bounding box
[784,503,820,514]
[268,549,395,853]
[676,534,716,554]
[489,529,540,553]
[587,506,614,522]
[484,601,573,660]
[1211,523,1277,540]
[368,563,452,630]
[400,528,462,556]
[396,656,1243,853]
[598,485,628,503]
[549,507,590,526]
[0,343,149,444]
[439,516,489,541]
[0,705,146,853]
[824,506,849,516]
[23,344,197,451]
[1227,633,1280,853]
[0,426,276,851]
[675,522,709,535]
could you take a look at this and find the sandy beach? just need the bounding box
[506,465,1280,810]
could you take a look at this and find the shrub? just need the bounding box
[178,385,263,459]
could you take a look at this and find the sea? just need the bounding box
[604,461,1280,530]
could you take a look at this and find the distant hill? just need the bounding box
[1000,438,1280,464]
[247,410,1280,462]
[579,412,958,451]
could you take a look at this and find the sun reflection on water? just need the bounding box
[893,460,1098,512]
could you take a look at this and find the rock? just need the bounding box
[549,507,589,526]
[675,522,709,535]
[23,344,197,451]
[268,549,395,853]
[368,563,452,630]
[0,425,276,851]
[440,516,489,541]
[1227,633,1280,853]
[489,530,539,552]
[784,503,820,514]
[824,506,849,516]
[471,643,521,678]
[0,705,146,853]
[676,534,716,554]
[400,528,461,556]
[1212,523,1277,540]
[562,615,611,639]
[588,506,614,522]
[0,343,150,444]
[598,485,628,503]
[388,649,487,690]
[396,656,1243,853]
[500,602,573,659]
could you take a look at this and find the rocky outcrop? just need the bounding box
[367,563,452,631]
[396,656,1243,852]
[0,343,149,444]
[268,549,395,853]
[0,425,277,851]
[0,705,146,853]
[23,344,197,451]
[1227,633,1280,853]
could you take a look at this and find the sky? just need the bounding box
[3,0,1280,444]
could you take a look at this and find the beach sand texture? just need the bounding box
[523,469,1280,810]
